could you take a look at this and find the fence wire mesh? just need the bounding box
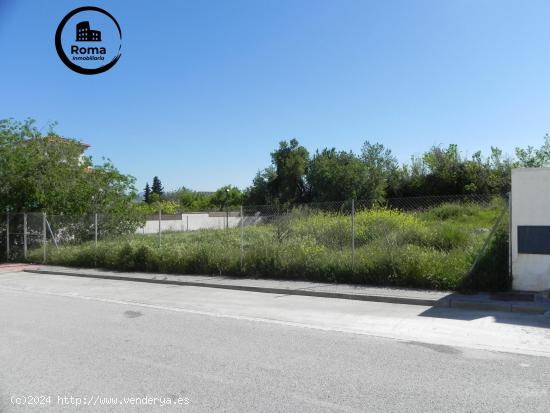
[0,194,507,289]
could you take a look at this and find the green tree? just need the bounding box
[210,185,243,210]
[360,141,398,201]
[243,139,309,205]
[143,182,151,203]
[387,155,428,197]
[269,139,309,204]
[421,144,467,195]
[306,149,369,202]
[244,167,276,205]
[0,118,137,214]
[151,176,164,198]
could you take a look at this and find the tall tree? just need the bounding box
[360,141,398,201]
[421,144,466,195]
[307,149,369,202]
[269,139,309,204]
[151,176,164,198]
[143,182,151,204]
[244,167,276,205]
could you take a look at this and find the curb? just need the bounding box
[22,269,549,315]
[23,269,445,307]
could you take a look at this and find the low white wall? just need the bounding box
[511,168,550,291]
[138,213,261,234]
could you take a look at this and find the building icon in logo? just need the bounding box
[76,21,101,41]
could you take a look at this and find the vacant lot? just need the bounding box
[29,200,509,291]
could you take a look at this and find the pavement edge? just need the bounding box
[21,268,548,315]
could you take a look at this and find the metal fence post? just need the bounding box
[158,208,162,249]
[94,213,98,248]
[351,199,356,270]
[508,192,513,279]
[42,212,47,263]
[23,213,28,260]
[5,210,9,260]
[94,212,98,267]
[240,205,244,271]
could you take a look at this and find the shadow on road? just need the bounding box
[419,304,550,329]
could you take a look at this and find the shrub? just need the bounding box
[426,202,477,220]
[355,208,426,245]
[431,223,469,250]
[133,245,158,272]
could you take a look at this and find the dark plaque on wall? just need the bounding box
[518,226,550,254]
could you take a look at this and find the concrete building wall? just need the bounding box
[511,168,550,291]
[138,213,262,234]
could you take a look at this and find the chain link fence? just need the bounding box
[0,212,46,262]
[0,194,508,290]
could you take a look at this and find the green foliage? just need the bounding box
[387,143,519,197]
[209,185,243,210]
[245,139,309,205]
[307,149,370,202]
[354,209,424,244]
[245,167,276,205]
[143,182,243,213]
[426,203,477,220]
[179,190,213,211]
[360,141,398,201]
[514,134,550,167]
[0,118,137,215]
[176,186,243,211]
[143,183,151,203]
[245,139,397,205]
[270,139,309,204]
[34,202,507,291]
[135,200,180,214]
[244,135,550,206]
[151,176,164,197]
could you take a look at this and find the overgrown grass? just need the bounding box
[28,200,509,291]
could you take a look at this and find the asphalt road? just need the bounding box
[1,272,550,412]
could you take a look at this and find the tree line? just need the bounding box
[161,135,550,208]
[143,180,243,213]
[2,117,549,215]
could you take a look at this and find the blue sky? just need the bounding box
[1,0,549,191]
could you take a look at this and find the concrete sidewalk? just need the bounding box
[23,265,550,315]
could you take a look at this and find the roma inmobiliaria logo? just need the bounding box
[55,6,122,75]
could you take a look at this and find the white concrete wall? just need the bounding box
[137,213,262,234]
[511,168,550,291]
